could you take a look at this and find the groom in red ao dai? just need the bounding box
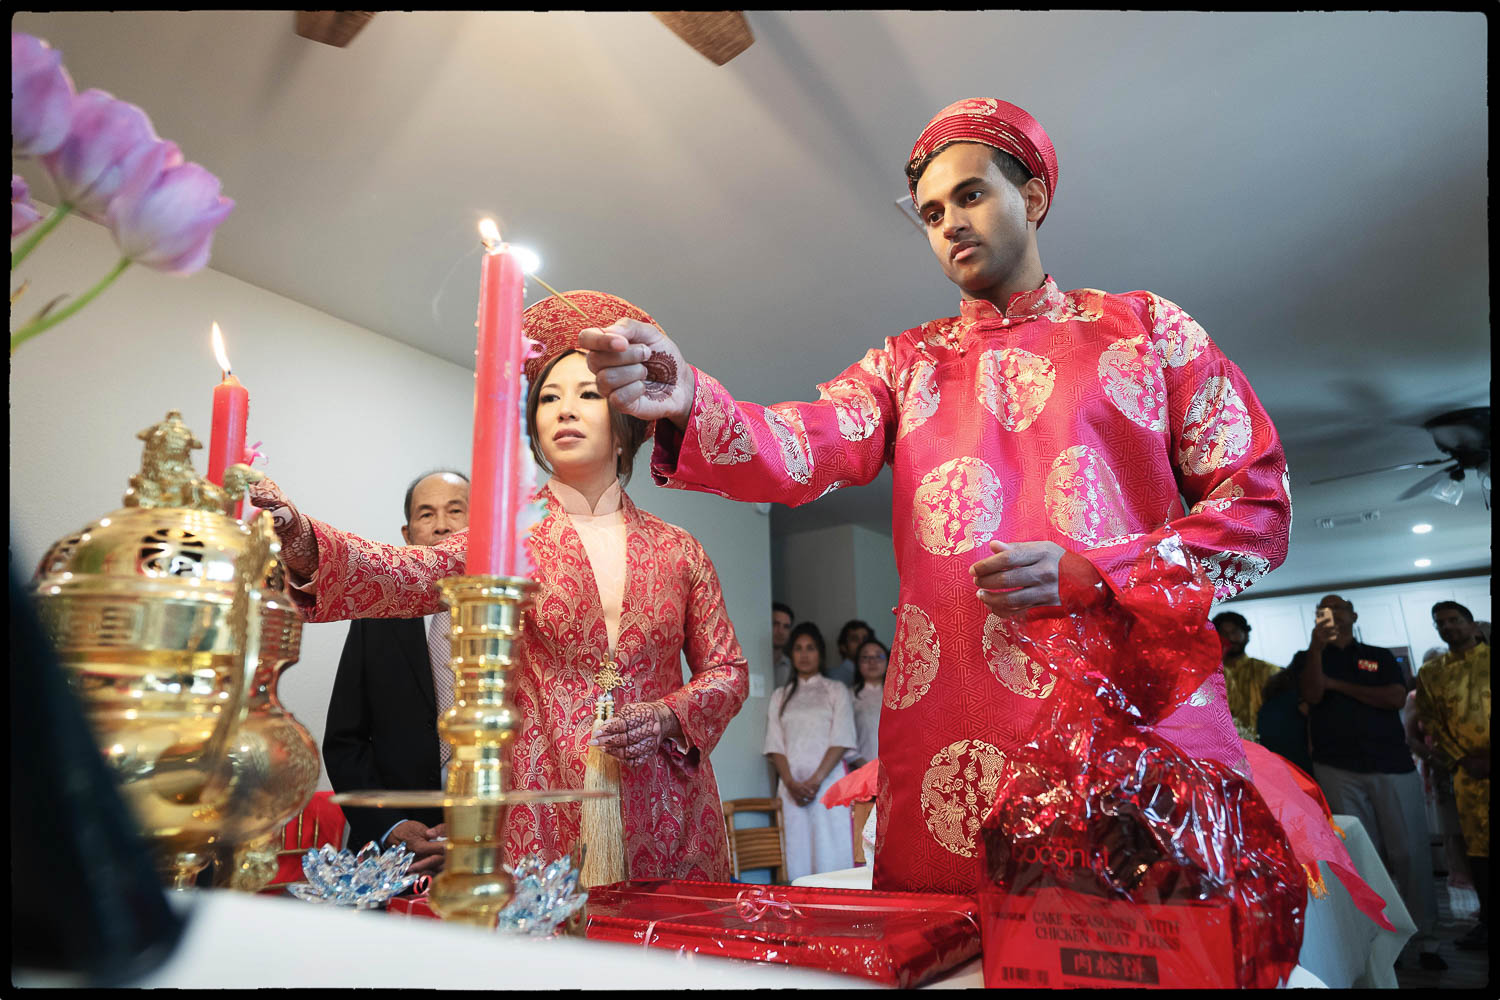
[586,98,1292,893]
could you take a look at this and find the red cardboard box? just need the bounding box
[585,879,980,988]
[386,895,439,919]
[980,886,1236,988]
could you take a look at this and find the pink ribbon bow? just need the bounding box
[734,886,805,923]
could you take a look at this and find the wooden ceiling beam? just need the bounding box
[652,12,754,66]
[294,11,376,48]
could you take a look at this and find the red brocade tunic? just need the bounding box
[650,277,1292,893]
[291,486,748,880]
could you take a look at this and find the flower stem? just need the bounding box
[10,257,131,354]
[11,201,74,270]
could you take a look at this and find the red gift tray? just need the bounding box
[980,886,1236,988]
[386,895,439,919]
[584,879,980,988]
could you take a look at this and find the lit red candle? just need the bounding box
[466,219,526,576]
[208,321,250,519]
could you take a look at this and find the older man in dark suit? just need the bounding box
[323,469,468,874]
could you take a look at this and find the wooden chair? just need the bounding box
[722,797,788,884]
[263,790,348,889]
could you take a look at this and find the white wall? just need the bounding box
[10,211,773,806]
[771,522,900,648]
[1215,574,1491,672]
[850,524,901,643]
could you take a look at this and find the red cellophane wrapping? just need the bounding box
[978,529,1305,989]
[584,879,980,987]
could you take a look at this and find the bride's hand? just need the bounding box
[589,700,681,763]
[246,475,319,579]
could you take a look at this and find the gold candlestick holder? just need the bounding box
[334,573,610,929]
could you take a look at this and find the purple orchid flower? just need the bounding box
[12,174,44,238]
[12,33,76,158]
[105,147,235,275]
[41,89,169,221]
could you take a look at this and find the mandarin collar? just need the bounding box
[958,274,1064,326]
[546,478,623,517]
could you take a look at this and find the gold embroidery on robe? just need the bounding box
[977,347,1056,432]
[1098,334,1169,432]
[912,457,1003,556]
[921,739,1007,858]
[1044,445,1130,547]
[983,614,1057,700]
[1147,293,1210,368]
[886,604,941,709]
[1178,376,1253,476]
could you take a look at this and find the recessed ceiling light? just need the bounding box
[1414,558,1432,568]
[1411,523,1434,534]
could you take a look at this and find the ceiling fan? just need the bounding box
[293,11,754,65]
[1310,406,1491,508]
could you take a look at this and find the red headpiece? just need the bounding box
[907,98,1059,227]
[522,289,658,385]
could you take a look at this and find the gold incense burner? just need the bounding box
[30,410,315,890]
[335,574,610,928]
[209,556,322,891]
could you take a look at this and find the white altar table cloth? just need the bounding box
[105,889,877,989]
[17,818,1406,989]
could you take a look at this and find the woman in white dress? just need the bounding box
[845,638,888,772]
[764,623,856,881]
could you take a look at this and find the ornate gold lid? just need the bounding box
[32,410,274,597]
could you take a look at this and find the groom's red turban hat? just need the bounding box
[907,98,1059,227]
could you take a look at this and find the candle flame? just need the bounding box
[211,322,232,374]
[478,218,501,250]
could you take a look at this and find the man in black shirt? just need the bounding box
[1293,594,1445,970]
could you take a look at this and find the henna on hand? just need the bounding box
[246,476,320,580]
[591,701,677,762]
[641,351,679,403]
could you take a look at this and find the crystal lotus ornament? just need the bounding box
[40,89,172,222]
[11,32,75,158]
[495,853,588,936]
[290,842,421,908]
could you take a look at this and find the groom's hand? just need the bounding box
[971,540,1067,614]
[578,319,696,430]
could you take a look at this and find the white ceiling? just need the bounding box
[14,10,1491,595]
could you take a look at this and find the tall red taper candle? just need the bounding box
[208,322,250,520]
[466,220,526,576]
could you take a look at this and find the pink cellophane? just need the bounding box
[978,528,1305,989]
[1240,740,1396,932]
[584,879,980,987]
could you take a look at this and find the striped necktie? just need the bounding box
[428,610,453,768]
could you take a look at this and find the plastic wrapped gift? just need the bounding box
[584,880,980,987]
[977,528,1305,989]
